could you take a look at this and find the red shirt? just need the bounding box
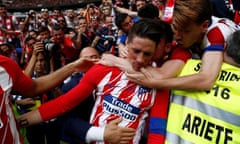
[60,37,80,62]
[170,45,192,62]
[0,55,33,144]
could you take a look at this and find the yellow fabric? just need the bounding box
[166,59,240,144]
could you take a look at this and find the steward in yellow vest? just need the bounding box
[166,59,240,144]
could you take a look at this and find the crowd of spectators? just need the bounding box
[5,0,90,9]
[1,0,240,144]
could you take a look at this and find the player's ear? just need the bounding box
[164,42,172,53]
[201,19,209,33]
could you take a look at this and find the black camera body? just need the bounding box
[43,39,57,51]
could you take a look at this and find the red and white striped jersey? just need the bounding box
[89,67,157,144]
[203,16,240,52]
[0,55,33,144]
[39,64,167,144]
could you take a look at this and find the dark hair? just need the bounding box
[0,43,13,57]
[226,30,240,64]
[127,19,172,46]
[0,43,11,50]
[25,36,35,43]
[161,20,173,43]
[29,29,38,35]
[38,26,49,33]
[53,7,61,11]
[137,3,159,19]
[115,13,129,29]
[51,24,62,31]
[0,4,6,8]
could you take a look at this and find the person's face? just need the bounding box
[136,1,146,11]
[53,10,61,18]
[127,37,156,71]
[80,48,99,59]
[91,18,99,27]
[18,22,25,31]
[58,17,66,27]
[102,6,111,16]
[52,29,64,43]
[35,53,46,75]
[29,31,37,39]
[79,47,100,72]
[39,31,50,41]
[67,10,75,19]
[151,0,162,8]
[121,16,133,33]
[0,6,7,17]
[41,11,49,19]
[171,20,206,48]
[78,19,88,28]
[26,39,36,49]
[0,45,11,57]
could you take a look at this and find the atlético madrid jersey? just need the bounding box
[39,64,169,144]
[203,16,240,52]
[0,55,33,144]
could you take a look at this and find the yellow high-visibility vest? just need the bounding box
[165,59,240,144]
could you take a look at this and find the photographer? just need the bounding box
[38,26,62,73]
[91,15,118,56]
[14,41,62,144]
[23,10,38,32]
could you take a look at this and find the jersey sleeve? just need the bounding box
[147,90,170,144]
[0,56,33,94]
[39,64,107,121]
[205,26,225,51]
[170,45,192,63]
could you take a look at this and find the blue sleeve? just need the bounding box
[120,34,127,44]
[204,45,224,52]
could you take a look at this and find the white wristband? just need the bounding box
[86,126,105,143]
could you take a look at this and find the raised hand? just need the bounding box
[32,42,44,55]
[72,57,99,72]
[98,54,134,72]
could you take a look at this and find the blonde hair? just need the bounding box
[173,0,212,29]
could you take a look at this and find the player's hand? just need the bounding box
[104,117,135,144]
[32,42,44,55]
[126,67,155,87]
[15,98,35,106]
[72,57,99,72]
[98,54,134,72]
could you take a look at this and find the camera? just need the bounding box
[28,10,36,17]
[43,39,57,51]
